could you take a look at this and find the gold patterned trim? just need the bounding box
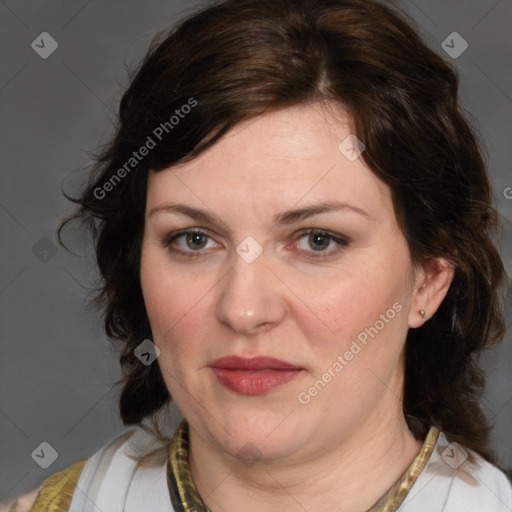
[369,426,440,511]
[20,460,87,512]
[167,419,211,512]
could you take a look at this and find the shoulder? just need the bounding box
[0,460,86,512]
[1,427,143,512]
[403,430,512,511]
[440,432,512,501]
[451,447,512,510]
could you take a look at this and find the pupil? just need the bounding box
[310,234,328,251]
[187,234,206,249]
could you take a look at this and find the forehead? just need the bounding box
[145,102,392,223]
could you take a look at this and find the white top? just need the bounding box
[68,427,174,512]
[397,432,512,511]
[66,424,512,512]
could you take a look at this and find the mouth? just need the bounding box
[209,355,302,371]
[209,356,303,395]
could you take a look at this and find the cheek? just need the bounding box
[293,266,406,337]
[288,252,412,372]
[140,270,198,389]
[140,249,187,340]
[140,250,215,367]
[143,278,201,345]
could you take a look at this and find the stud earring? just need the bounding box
[420,309,426,319]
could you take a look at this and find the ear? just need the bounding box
[408,257,455,328]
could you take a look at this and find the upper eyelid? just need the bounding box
[166,227,343,239]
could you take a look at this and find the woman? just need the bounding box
[6,0,511,510]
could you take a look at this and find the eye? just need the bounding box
[159,228,349,259]
[159,229,219,258]
[292,229,349,258]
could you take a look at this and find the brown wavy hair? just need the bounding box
[57,0,509,465]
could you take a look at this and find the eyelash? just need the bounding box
[159,228,349,259]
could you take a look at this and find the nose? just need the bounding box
[214,248,286,335]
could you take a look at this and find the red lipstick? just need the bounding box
[209,356,303,395]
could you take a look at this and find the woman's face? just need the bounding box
[140,102,430,463]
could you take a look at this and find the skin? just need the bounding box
[140,101,454,512]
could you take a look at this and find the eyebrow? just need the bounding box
[147,200,375,229]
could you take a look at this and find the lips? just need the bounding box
[209,355,301,371]
[209,356,303,395]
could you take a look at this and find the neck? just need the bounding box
[188,400,424,512]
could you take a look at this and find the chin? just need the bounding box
[211,411,307,461]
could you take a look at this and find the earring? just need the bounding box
[420,309,426,319]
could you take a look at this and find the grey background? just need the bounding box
[0,0,511,503]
